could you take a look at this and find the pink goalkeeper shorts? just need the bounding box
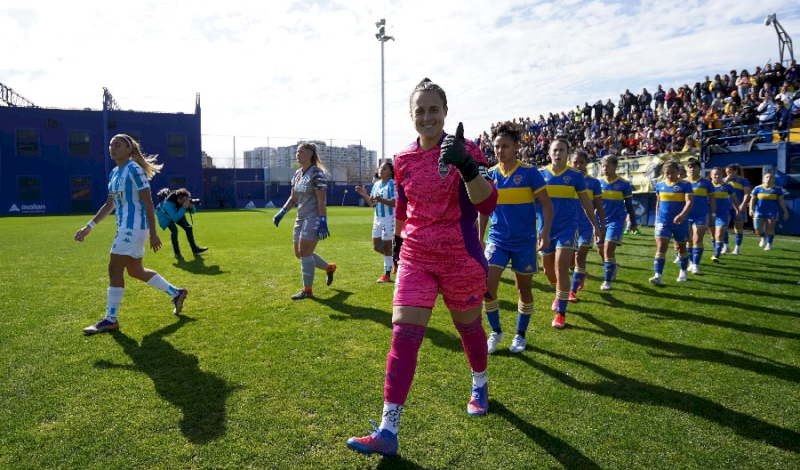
[393,255,487,311]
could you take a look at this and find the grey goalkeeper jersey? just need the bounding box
[291,165,328,219]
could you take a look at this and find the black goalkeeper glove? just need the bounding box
[392,235,403,268]
[439,122,479,182]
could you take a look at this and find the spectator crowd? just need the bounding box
[477,60,800,166]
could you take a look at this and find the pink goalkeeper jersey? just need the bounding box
[395,134,491,264]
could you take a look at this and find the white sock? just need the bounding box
[383,255,393,272]
[379,403,403,435]
[472,369,488,387]
[105,287,124,322]
[146,274,179,297]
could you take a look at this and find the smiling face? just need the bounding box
[109,136,133,164]
[410,90,446,148]
[493,134,519,165]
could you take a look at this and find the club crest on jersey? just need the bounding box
[563,176,571,184]
[513,175,523,185]
[614,184,620,190]
[673,185,681,191]
[438,163,450,178]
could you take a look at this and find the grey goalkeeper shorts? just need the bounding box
[293,217,319,242]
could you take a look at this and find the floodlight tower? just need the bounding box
[102,87,122,183]
[376,18,394,166]
[764,14,794,66]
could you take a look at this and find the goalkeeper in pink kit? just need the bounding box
[346,78,498,458]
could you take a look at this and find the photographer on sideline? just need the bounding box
[157,188,208,260]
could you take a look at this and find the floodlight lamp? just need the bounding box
[764,14,775,26]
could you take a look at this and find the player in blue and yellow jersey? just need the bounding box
[749,172,789,251]
[684,158,716,274]
[724,163,752,255]
[355,161,396,283]
[479,123,553,353]
[650,160,694,285]
[568,150,604,301]
[709,168,740,262]
[540,139,602,329]
[596,155,637,291]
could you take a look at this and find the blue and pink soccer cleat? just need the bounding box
[346,420,398,457]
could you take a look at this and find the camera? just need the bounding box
[190,198,200,204]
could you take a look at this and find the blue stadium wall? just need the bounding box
[0,106,202,215]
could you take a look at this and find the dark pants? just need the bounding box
[167,216,199,256]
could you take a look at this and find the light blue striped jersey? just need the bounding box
[108,160,151,230]
[370,179,395,218]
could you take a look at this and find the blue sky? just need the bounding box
[1,0,799,167]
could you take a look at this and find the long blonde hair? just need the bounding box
[115,133,162,179]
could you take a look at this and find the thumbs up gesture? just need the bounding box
[439,122,480,182]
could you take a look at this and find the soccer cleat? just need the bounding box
[467,383,489,416]
[568,291,578,302]
[600,281,612,291]
[550,298,558,312]
[731,246,740,255]
[174,253,184,261]
[192,246,209,254]
[326,264,337,286]
[632,228,641,235]
[623,229,630,235]
[509,334,527,353]
[551,313,566,329]
[673,255,681,264]
[688,263,699,274]
[649,274,663,286]
[291,289,313,300]
[677,271,688,282]
[711,255,719,263]
[83,318,119,336]
[346,420,398,458]
[376,274,391,283]
[486,331,504,355]
[723,243,730,253]
[759,238,766,247]
[172,288,188,315]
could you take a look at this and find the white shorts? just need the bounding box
[110,228,148,258]
[372,216,395,240]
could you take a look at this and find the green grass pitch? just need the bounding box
[1,207,798,469]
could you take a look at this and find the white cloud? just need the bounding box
[1,0,799,167]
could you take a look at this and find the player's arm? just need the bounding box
[740,187,751,214]
[140,188,162,252]
[355,186,375,207]
[731,192,741,214]
[578,191,603,244]
[593,194,605,230]
[75,195,115,242]
[675,193,693,224]
[778,194,789,221]
[315,189,327,217]
[478,213,489,244]
[748,190,756,216]
[624,197,636,231]
[536,190,553,252]
[440,122,497,212]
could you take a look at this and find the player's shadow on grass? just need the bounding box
[174,255,225,276]
[520,346,800,454]
[570,312,800,383]
[686,276,800,307]
[490,399,603,470]
[375,456,431,470]
[94,316,239,444]
[322,290,464,352]
[596,289,800,340]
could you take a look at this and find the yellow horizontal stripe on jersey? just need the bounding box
[547,185,584,199]
[497,187,537,204]
[602,190,625,200]
[659,192,687,202]
[714,192,729,198]
[757,193,778,200]
[729,181,744,190]
[573,190,595,199]
[693,188,709,196]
